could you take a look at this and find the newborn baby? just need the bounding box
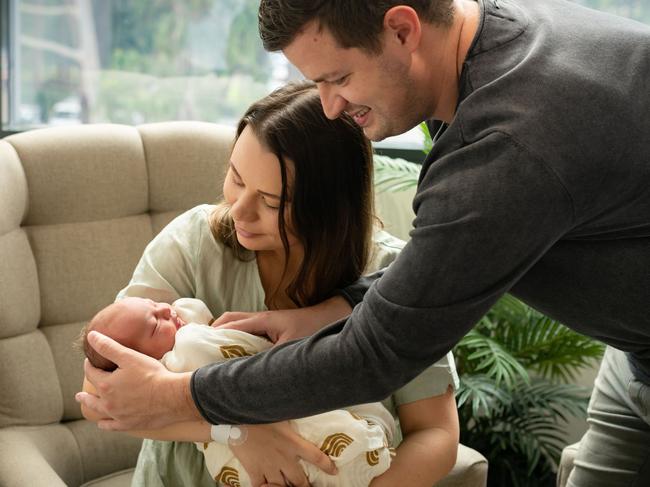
[80,297,396,487]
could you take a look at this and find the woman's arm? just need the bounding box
[370,386,459,487]
[213,295,352,344]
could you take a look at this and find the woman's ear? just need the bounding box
[383,6,422,52]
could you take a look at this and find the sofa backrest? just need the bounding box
[0,122,234,484]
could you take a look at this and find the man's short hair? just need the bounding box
[259,0,455,53]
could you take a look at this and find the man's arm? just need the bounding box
[78,135,574,429]
[191,134,574,425]
[336,270,383,307]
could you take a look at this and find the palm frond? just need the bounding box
[509,379,590,424]
[482,297,605,381]
[456,329,529,387]
[373,154,420,193]
[456,374,511,418]
[419,122,433,154]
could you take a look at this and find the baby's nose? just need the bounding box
[157,304,172,319]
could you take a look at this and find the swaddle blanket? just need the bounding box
[161,307,396,487]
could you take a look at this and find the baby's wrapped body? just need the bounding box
[163,299,396,487]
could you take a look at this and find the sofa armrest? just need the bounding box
[0,428,70,487]
[435,443,488,487]
[557,442,580,487]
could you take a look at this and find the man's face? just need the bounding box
[283,21,427,141]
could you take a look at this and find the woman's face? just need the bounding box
[223,125,299,254]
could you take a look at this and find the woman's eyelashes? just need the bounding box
[263,198,280,210]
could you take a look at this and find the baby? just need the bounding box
[80,297,396,487]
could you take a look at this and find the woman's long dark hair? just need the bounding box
[210,81,375,308]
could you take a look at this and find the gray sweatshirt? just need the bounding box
[192,0,650,424]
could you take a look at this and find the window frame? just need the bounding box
[0,0,15,138]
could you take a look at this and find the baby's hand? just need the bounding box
[230,421,337,487]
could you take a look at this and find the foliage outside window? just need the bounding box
[2,0,647,142]
[1,0,299,131]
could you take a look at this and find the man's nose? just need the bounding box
[318,85,347,120]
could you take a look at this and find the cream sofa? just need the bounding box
[0,122,488,486]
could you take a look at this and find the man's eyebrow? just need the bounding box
[230,161,282,200]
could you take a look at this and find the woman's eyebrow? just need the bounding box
[230,160,282,200]
[229,160,241,177]
[259,190,281,200]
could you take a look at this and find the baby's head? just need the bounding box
[79,297,185,371]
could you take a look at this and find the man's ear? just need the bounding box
[383,6,422,52]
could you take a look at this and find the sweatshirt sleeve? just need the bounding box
[191,133,574,425]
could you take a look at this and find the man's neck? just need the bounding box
[420,0,480,122]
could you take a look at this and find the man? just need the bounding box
[78,1,650,485]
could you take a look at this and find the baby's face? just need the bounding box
[103,297,185,359]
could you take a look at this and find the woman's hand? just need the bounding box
[230,422,337,487]
[213,296,352,345]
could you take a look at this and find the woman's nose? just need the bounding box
[230,192,257,222]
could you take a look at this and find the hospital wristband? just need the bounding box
[210,424,247,446]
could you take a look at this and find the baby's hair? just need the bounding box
[74,305,119,372]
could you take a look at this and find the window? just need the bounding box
[0,0,303,133]
[1,0,649,144]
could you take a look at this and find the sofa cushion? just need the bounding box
[9,125,148,226]
[0,331,63,426]
[0,229,40,338]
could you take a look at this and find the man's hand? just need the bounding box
[213,296,352,345]
[231,422,337,487]
[75,331,200,431]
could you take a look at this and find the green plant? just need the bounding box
[456,296,603,487]
[373,154,420,193]
[373,125,605,486]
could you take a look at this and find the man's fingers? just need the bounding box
[75,390,109,417]
[83,357,113,389]
[86,331,136,367]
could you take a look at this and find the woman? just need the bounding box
[81,81,459,487]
